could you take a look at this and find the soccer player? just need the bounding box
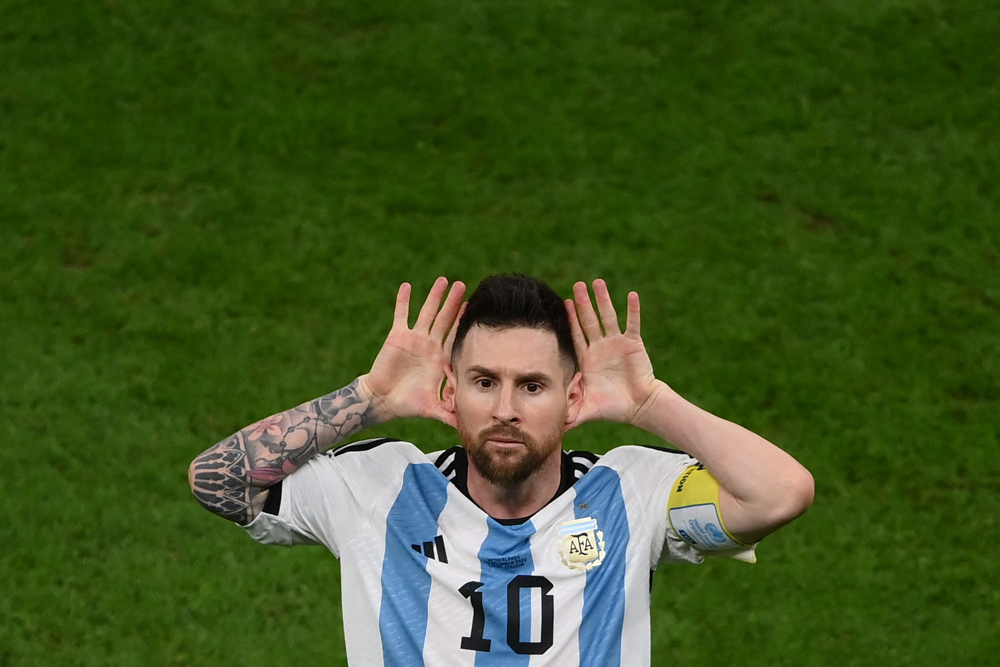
[189,274,813,666]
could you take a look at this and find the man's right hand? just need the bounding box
[359,277,466,428]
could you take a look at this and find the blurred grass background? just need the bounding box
[2,0,998,664]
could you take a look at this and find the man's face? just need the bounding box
[445,325,581,486]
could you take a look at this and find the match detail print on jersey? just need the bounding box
[667,464,748,551]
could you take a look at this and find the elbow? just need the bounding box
[756,466,814,533]
[188,457,200,497]
[188,454,221,514]
[727,466,815,544]
[777,466,815,524]
[188,456,208,508]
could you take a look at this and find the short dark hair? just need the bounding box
[451,274,578,376]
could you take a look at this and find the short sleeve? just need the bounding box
[598,446,757,567]
[658,454,757,565]
[243,439,426,557]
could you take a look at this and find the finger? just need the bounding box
[572,281,604,340]
[592,278,621,335]
[443,301,468,358]
[414,276,449,332]
[393,283,412,328]
[431,281,466,342]
[564,299,589,362]
[624,291,641,337]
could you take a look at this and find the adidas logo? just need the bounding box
[411,535,448,563]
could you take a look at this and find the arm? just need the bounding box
[188,277,466,525]
[565,279,814,544]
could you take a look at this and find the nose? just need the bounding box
[493,384,520,424]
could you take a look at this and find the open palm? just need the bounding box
[361,278,465,427]
[564,279,661,430]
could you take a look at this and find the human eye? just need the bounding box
[476,378,494,389]
[524,382,542,393]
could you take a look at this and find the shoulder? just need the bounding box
[301,438,430,480]
[327,437,424,460]
[584,445,700,498]
[597,444,695,468]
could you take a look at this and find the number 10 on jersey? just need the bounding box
[459,576,554,655]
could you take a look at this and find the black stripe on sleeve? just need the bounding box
[262,481,283,515]
[332,438,400,457]
[636,443,687,456]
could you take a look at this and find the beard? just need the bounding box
[461,422,560,487]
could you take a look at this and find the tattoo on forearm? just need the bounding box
[190,379,374,525]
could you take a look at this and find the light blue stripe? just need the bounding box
[475,518,536,667]
[574,466,629,667]
[559,517,597,534]
[379,463,450,666]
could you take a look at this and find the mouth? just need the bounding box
[486,438,524,447]
[476,425,531,451]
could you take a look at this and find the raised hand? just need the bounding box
[360,277,466,428]
[190,277,465,525]
[564,279,662,430]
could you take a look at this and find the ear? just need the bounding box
[564,371,583,427]
[442,364,457,414]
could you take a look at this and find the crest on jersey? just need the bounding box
[557,517,606,571]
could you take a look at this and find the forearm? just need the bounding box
[634,381,814,541]
[188,377,383,525]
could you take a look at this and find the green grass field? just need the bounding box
[2,0,998,664]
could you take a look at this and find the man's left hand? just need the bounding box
[564,279,663,430]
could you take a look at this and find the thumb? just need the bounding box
[564,400,605,432]
[562,409,590,433]
[427,404,458,429]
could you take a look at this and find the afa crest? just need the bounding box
[557,517,606,571]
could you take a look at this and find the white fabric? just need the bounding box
[244,441,755,666]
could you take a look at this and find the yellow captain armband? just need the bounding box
[668,464,750,551]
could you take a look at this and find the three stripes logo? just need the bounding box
[411,535,448,563]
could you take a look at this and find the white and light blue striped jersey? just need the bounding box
[245,439,754,666]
